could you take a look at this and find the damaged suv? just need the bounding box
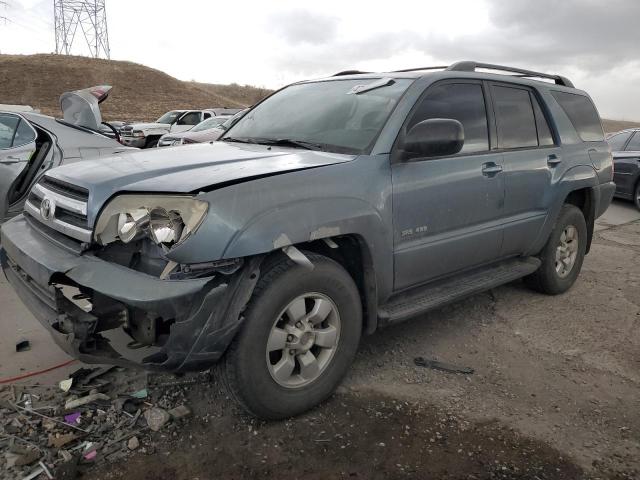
[1,62,614,419]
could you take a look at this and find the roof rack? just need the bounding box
[393,66,448,73]
[446,61,574,88]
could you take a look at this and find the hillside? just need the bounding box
[0,54,270,122]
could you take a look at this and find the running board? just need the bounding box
[378,257,541,325]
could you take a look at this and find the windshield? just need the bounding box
[192,116,228,132]
[156,111,184,124]
[223,79,412,154]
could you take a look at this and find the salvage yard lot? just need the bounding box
[2,201,640,479]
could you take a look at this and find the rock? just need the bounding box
[49,432,78,449]
[127,436,140,450]
[144,407,171,431]
[168,405,191,420]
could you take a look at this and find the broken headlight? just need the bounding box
[94,195,208,249]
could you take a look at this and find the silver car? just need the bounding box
[0,86,131,221]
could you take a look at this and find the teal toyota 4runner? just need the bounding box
[1,62,614,419]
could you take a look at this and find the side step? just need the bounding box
[378,257,541,325]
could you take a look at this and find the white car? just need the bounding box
[120,108,242,148]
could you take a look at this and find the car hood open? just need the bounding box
[46,141,356,220]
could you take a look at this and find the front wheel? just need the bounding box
[634,181,640,211]
[221,253,362,419]
[525,204,587,295]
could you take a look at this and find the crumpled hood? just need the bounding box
[46,142,355,219]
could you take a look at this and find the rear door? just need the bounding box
[0,113,37,219]
[489,83,560,257]
[391,80,505,290]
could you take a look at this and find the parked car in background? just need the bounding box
[1,62,614,420]
[0,85,131,222]
[607,128,640,209]
[120,108,242,149]
[157,109,248,147]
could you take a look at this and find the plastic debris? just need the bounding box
[59,378,73,392]
[168,404,192,420]
[64,412,82,425]
[413,356,475,375]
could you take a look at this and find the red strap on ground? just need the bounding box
[0,359,77,384]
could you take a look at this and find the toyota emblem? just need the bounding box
[40,197,55,221]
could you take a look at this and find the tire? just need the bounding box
[221,253,362,419]
[525,204,587,295]
[634,181,640,211]
[144,136,159,148]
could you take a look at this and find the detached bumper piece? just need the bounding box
[0,215,260,373]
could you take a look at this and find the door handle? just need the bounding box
[547,154,562,166]
[481,162,503,176]
[0,156,24,165]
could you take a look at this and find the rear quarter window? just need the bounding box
[551,91,604,142]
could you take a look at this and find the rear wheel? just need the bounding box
[221,253,362,419]
[525,204,587,295]
[634,181,640,210]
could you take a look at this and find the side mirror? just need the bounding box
[404,118,464,158]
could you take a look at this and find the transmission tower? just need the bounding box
[0,1,8,25]
[54,0,110,59]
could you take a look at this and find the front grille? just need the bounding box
[39,177,89,201]
[24,177,92,243]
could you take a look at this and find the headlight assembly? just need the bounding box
[94,195,208,249]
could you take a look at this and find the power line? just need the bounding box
[0,1,8,24]
[54,0,110,59]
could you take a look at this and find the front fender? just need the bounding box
[166,155,395,299]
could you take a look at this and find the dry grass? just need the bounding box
[0,54,270,122]
[601,119,640,134]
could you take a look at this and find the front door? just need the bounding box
[0,113,37,220]
[391,81,505,291]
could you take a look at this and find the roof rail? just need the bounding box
[447,61,574,88]
[333,70,370,76]
[393,66,448,73]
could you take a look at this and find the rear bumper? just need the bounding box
[1,215,260,372]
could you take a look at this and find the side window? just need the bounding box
[532,96,554,146]
[203,112,212,120]
[625,132,640,152]
[178,112,202,126]
[607,131,633,152]
[491,85,538,149]
[408,83,489,154]
[0,113,20,149]
[13,119,36,147]
[551,91,604,142]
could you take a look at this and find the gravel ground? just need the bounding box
[92,218,640,480]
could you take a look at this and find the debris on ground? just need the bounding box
[413,356,475,374]
[15,339,31,353]
[0,367,203,479]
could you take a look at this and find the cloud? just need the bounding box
[268,9,339,46]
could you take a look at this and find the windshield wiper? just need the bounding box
[221,137,256,144]
[252,138,325,151]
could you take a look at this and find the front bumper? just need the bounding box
[0,215,260,372]
[121,136,146,148]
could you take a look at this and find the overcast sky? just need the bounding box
[1,0,639,119]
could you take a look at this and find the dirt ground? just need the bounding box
[83,211,640,480]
